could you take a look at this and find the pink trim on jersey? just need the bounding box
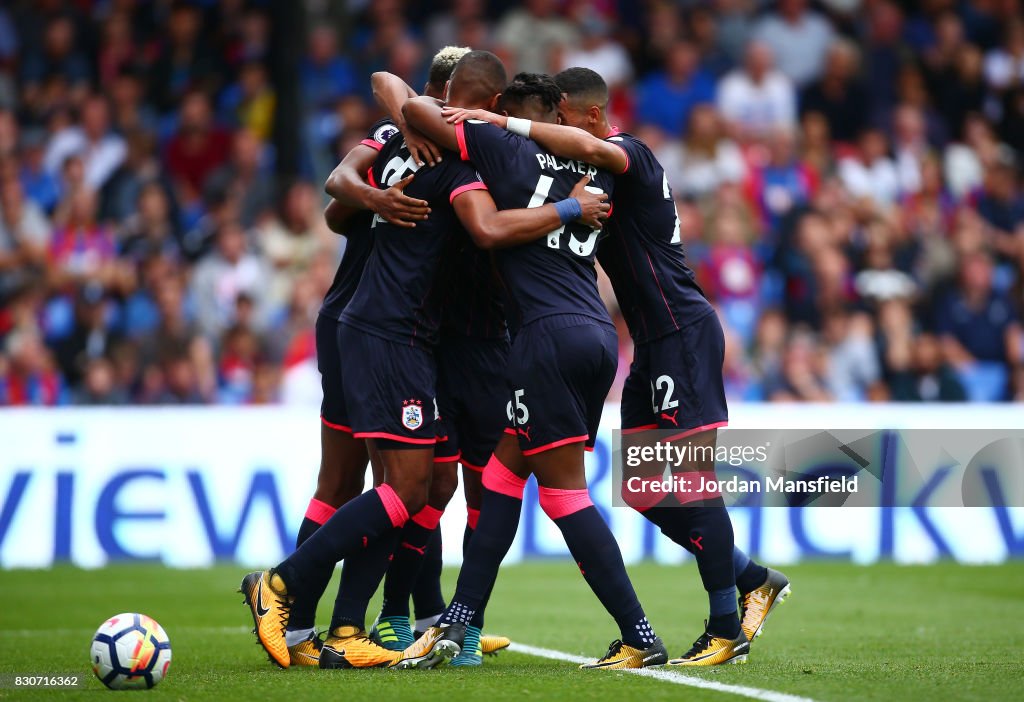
[466,507,480,530]
[367,167,378,189]
[461,460,486,473]
[454,122,470,161]
[622,423,659,435]
[360,138,385,152]
[604,127,629,174]
[450,181,487,203]
[620,477,666,513]
[481,454,527,499]
[663,420,729,444]
[671,470,722,505]
[354,431,437,445]
[538,486,593,520]
[321,416,353,434]
[411,504,444,530]
[584,445,595,453]
[521,434,589,456]
[376,484,410,527]
[434,452,461,464]
[503,427,517,436]
[304,498,337,525]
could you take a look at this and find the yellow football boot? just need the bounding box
[580,638,668,670]
[740,568,791,641]
[391,623,465,669]
[287,631,323,667]
[319,625,401,669]
[668,623,749,666]
[480,633,511,656]
[240,570,292,668]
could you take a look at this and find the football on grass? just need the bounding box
[90,613,171,689]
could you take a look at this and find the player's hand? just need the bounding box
[403,126,442,167]
[442,107,503,126]
[372,174,431,228]
[570,176,610,230]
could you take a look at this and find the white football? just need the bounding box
[90,613,171,689]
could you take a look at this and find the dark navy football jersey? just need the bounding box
[319,118,400,320]
[599,130,712,343]
[437,233,507,340]
[454,120,615,332]
[341,136,485,348]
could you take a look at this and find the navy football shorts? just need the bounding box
[434,335,511,470]
[338,323,439,446]
[621,311,729,441]
[316,314,351,433]
[505,314,617,456]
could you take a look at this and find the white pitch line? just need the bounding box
[510,643,818,702]
[3,626,250,638]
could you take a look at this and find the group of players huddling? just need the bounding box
[240,46,791,672]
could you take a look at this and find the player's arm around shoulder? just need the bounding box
[402,96,460,154]
[443,107,628,175]
[452,176,610,250]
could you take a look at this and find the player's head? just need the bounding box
[424,46,471,100]
[553,67,609,135]
[446,50,507,110]
[496,72,562,123]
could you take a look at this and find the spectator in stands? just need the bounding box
[559,10,632,90]
[800,40,867,144]
[190,221,268,339]
[660,104,745,200]
[0,325,63,405]
[494,0,579,75]
[204,129,273,229]
[301,26,356,115]
[887,332,967,402]
[637,40,716,136]
[44,95,126,191]
[838,128,902,208]
[935,251,1021,400]
[255,180,322,310]
[149,3,221,113]
[717,41,796,139]
[983,18,1024,92]
[753,0,835,88]
[47,188,117,291]
[165,91,231,208]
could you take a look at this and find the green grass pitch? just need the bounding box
[1,561,1022,701]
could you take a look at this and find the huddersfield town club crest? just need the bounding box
[402,400,423,430]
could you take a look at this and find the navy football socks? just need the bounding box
[542,490,655,649]
[380,506,443,618]
[331,526,401,631]
[276,485,409,600]
[411,528,446,623]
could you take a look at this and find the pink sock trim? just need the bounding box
[620,477,666,512]
[376,484,410,527]
[411,505,444,530]
[466,507,480,530]
[305,498,336,525]
[481,455,526,499]
[538,486,593,520]
[671,471,722,505]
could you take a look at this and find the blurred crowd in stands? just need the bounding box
[0,0,1022,406]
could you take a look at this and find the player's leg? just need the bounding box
[394,432,529,669]
[285,316,371,664]
[241,329,436,668]
[385,386,458,646]
[375,459,458,651]
[286,425,370,663]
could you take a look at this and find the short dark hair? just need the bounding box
[497,72,563,115]
[554,67,609,107]
[449,50,507,105]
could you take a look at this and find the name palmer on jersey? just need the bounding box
[534,153,598,178]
